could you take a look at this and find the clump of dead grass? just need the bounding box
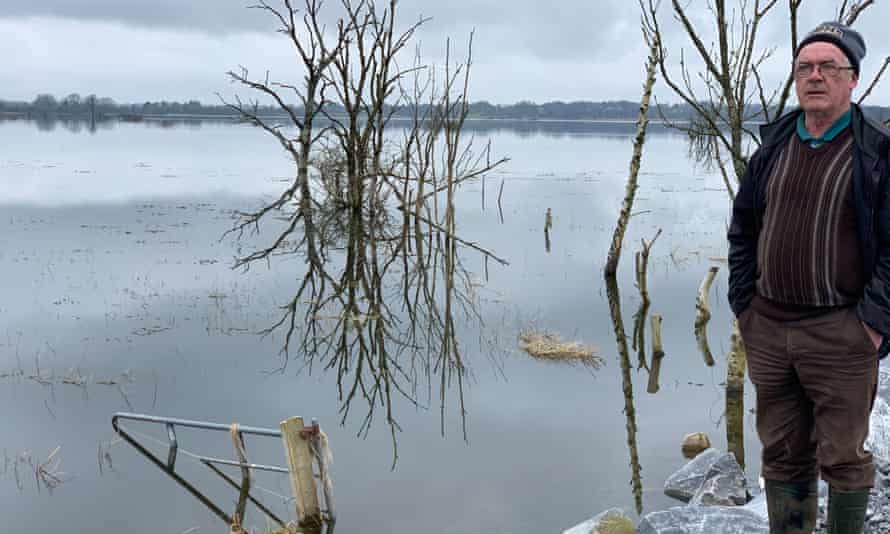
[518,328,602,368]
[261,524,311,534]
[595,514,635,534]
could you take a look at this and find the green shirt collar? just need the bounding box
[797,109,852,148]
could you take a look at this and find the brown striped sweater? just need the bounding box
[753,126,863,317]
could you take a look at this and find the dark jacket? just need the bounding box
[727,104,890,345]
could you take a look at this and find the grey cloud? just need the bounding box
[2,0,888,106]
[399,0,635,62]
[0,0,276,32]
[0,0,636,61]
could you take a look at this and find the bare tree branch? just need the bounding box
[225,0,508,466]
[843,0,876,25]
[858,56,890,105]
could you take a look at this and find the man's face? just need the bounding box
[794,41,858,117]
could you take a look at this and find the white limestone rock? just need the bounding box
[689,452,747,506]
[867,396,890,464]
[742,493,768,521]
[664,448,723,502]
[636,505,768,534]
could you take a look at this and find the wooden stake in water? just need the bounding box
[647,314,664,394]
[694,266,719,366]
[726,319,747,469]
[497,178,505,223]
[280,417,321,528]
[633,228,661,370]
[544,208,553,253]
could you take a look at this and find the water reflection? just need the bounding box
[631,229,661,371]
[1,115,202,132]
[0,116,748,533]
[229,178,505,466]
[726,320,747,469]
[694,267,720,367]
[544,208,553,253]
[607,257,749,511]
[646,314,665,394]
[2,115,687,139]
[604,274,644,514]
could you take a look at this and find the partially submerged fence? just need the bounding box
[111,412,334,532]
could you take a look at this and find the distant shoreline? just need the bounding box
[6,95,890,125]
[0,111,692,126]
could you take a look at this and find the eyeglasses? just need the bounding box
[794,61,855,79]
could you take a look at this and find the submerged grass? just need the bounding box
[518,329,602,368]
[260,526,304,534]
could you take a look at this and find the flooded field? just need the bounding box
[0,117,757,533]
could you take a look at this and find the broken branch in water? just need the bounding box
[544,208,553,253]
[97,439,119,476]
[632,228,662,370]
[34,446,67,494]
[694,266,719,366]
[647,314,665,394]
[397,206,509,266]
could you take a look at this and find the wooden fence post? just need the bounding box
[646,314,665,394]
[280,416,321,528]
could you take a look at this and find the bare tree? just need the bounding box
[641,0,885,200]
[225,0,340,226]
[604,31,660,277]
[222,0,507,466]
[603,32,660,515]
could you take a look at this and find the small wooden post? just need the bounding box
[647,314,665,394]
[280,416,321,528]
[544,207,553,252]
[694,266,719,366]
[726,319,747,469]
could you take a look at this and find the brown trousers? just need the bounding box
[739,306,879,490]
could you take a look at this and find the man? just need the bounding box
[728,22,890,534]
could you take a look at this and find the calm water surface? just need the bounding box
[0,118,755,533]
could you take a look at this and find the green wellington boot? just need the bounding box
[826,487,869,534]
[765,479,819,534]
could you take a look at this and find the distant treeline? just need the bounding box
[3,93,890,123]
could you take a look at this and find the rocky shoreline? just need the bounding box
[564,365,890,533]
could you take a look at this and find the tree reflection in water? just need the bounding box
[225,43,507,471]
[236,164,509,466]
[219,0,510,468]
[605,275,644,515]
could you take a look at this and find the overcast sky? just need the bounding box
[2,0,889,105]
